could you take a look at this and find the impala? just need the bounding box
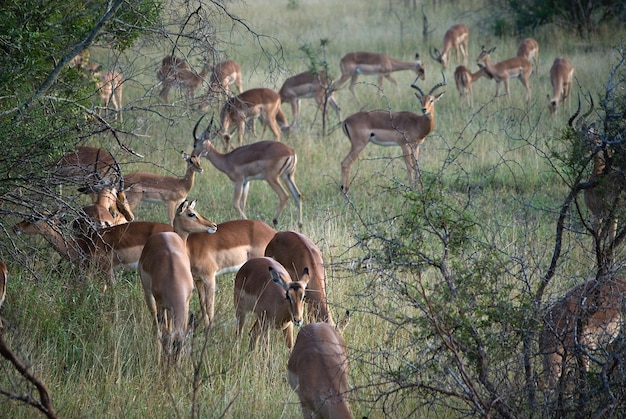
[539,277,626,390]
[218,87,288,150]
[265,230,333,324]
[279,70,342,128]
[234,257,309,350]
[139,200,218,363]
[516,38,539,74]
[453,65,492,108]
[13,214,173,287]
[340,73,446,192]
[94,69,124,121]
[288,322,353,419]
[54,146,118,195]
[186,219,276,327]
[0,261,7,328]
[476,46,532,103]
[548,57,574,116]
[430,23,469,69]
[192,116,303,227]
[157,55,210,102]
[333,51,425,99]
[207,59,243,98]
[123,152,203,225]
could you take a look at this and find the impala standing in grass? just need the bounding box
[516,38,539,74]
[476,46,532,103]
[340,73,446,192]
[123,152,203,225]
[218,87,288,150]
[332,51,425,99]
[157,55,210,102]
[265,230,334,324]
[288,322,353,419]
[186,219,276,327]
[430,23,469,69]
[279,70,342,128]
[139,200,218,363]
[234,257,309,350]
[207,59,243,99]
[192,116,303,227]
[454,65,492,108]
[548,57,574,116]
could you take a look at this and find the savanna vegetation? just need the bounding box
[1,0,626,417]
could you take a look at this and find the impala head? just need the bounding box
[173,200,218,235]
[411,71,447,116]
[430,46,447,68]
[476,46,496,65]
[192,114,216,157]
[270,266,309,327]
[182,151,204,173]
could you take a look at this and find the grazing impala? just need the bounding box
[0,261,7,328]
[187,219,276,327]
[454,65,492,108]
[193,116,303,227]
[430,23,469,69]
[539,277,626,390]
[218,87,288,150]
[265,230,333,324]
[13,215,173,287]
[476,46,532,103]
[340,73,446,192]
[207,59,243,98]
[516,38,539,74]
[279,70,342,127]
[123,152,203,225]
[333,52,425,99]
[548,57,574,116]
[288,323,353,419]
[157,55,210,102]
[234,257,309,350]
[139,200,218,363]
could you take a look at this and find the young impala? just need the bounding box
[207,59,243,98]
[139,200,217,363]
[516,38,539,74]
[539,277,626,390]
[94,69,124,121]
[454,65,492,108]
[123,152,203,225]
[157,55,210,102]
[218,87,288,150]
[279,70,342,128]
[186,219,276,327]
[288,322,353,419]
[430,23,469,69]
[265,230,334,324]
[340,73,446,192]
[333,51,425,99]
[548,57,574,116]
[234,257,309,350]
[192,116,303,227]
[476,46,532,103]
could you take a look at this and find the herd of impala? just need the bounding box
[4,19,623,417]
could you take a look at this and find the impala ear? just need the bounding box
[269,266,288,289]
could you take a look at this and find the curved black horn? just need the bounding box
[192,114,215,146]
[428,71,447,95]
[568,93,582,128]
[429,46,439,61]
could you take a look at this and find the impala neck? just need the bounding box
[199,141,230,173]
[33,223,83,263]
[389,58,418,71]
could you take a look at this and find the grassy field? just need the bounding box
[2,0,625,417]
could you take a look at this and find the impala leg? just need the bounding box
[248,318,263,350]
[283,172,303,228]
[283,322,295,349]
[383,73,398,89]
[240,181,251,217]
[348,75,359,98]
[265,176,290,226]
[237,118,246,148]
[194,276,213,327]
[340,140,369,191]
[400,142,420,184]
[232,180,248,219]
[267,111,282,141]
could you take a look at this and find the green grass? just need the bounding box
[2,0,625,417]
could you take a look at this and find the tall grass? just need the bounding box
[2,0,624,417]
